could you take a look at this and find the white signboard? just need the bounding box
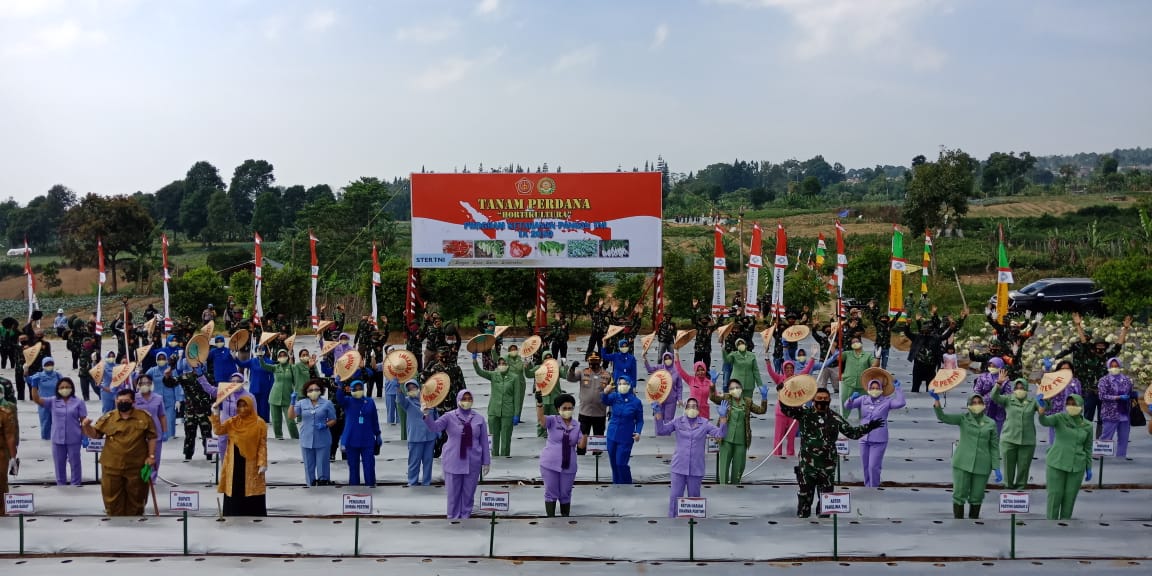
[342,494,373,515]
[205,437,219,455]
[479,491,510,513]
[706,436,720,454]
[999,492,1030,514]
[676,497,707,518]
[835,440,850,456]
[86,438,105,453]
[586,435,607,452]
[4,493,34,515]
[819,492,851,515]
[1092,439,1116,457]
[169,491,200,512]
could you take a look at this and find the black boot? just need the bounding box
[953,504,964,519]
[797,495,812,518]
[544,501,556,517]
[559,503,571,517]
[969,505,981,519]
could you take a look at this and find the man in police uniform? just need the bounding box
[83,389,158,516]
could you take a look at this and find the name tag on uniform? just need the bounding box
[358,416,364,424]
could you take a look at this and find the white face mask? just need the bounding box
[619,347,630,354]
[684,408,699,419]
[459,401,473,410]
[988,367,999,374]
[737,344,747,352]
[139,385,153,394]
[664,359,673,366]
[1066,406,1083,417]
[307,390,321,400]
[58,388,73,398]
[943,354,956,361]
[730,388,742,399]
[351,390,365,399]
[617,384,631,395]
[214,342,225,348]
[1108,367,1121,376]
[559,409,574,420]
[278,357,289,364]
[1013,389,1028,400]
[509,351,519,358]
[106,358,116,365]
[156,360,167,367]
[969,404,986,415]
[796,356,807,364]
[867,389,882,398]
[851,342,862,350]
[497,365,508,373]
[43,366,55,373]
[407,390,419,398]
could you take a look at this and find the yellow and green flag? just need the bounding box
[815,233,826,267]
[921,230,932,294]
[888,226,905,317]
[996,224,1013,322]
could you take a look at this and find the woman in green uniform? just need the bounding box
[723,339,762,395]
[930,390,1001,519]
[991,378,1039,490]
[472,351,516,456]
[1037,394,1093,519]
[840,336,877,418]
[709,378,768,484]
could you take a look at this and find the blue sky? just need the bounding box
[1,0,1149,202]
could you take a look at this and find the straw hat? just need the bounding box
[759,327,775,348]
[645,369,674,404]
[466,334,496,354]
[1143,385,1152,408]
[135,344,152,363]
[258,331,279,347]
[283,333,296,350]
[320,340,340,357]
[334,350,363,382]
[185,334,210,366]
[779,374,818,407]
[200,320,215,336]
[316,320,334,333]
[929,368,967,394]
[534,358,561,397]
[22,342,42,370]
[860,367,895,396]
[384,349,418,382]
[420,372,451,409]
[1036,369,1073,400]
[674,329,696,350]
[211,382,244,409]
[715,322,736,345]
[111,362,136,388]
[89,361,106,383]
[602,325,625,343]
[641,333,656,353]
[228,329,251,352]
[781,324,811,343]
[143,317,157,335]
[521,335,543,357]
[494,325,510,339]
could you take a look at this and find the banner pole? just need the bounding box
[833,513,839,561]
[1010,513,1016,559]
[95,452,100,482]
[488,511,498,558]
[183,510,189,556]
[354,516,360,557]
[1098,456,1104,489]
[19,513,25,556]
[689,517,696,561]
[595,452,600,483]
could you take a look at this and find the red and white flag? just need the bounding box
[161,234,172,332]
[835,221,847,317]
[309,230,319,330]
[95,238,104,335]
[24,237,36,322]
[253,233,264,325]
[370,242,381,327]
[769,224,788,319]
[711,225,726,317]
[744,223,763,316]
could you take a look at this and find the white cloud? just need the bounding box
[260,15,283,40]
[395,20,460,44]
[475,0,499,16]
[552,45,598,73]
[2,20,107,56]
[715,0,946,69]
[0,0,64,19]
[306,8,337,31]
[651,23,669,50]
[412,49,502,92]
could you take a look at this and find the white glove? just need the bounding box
[257,466,267,475]
[8,457,19,476]
[481,465,490,477]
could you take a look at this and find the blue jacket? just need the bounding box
[601,351,637,384]
[146,365,183,408]
[601,390,644,442]
[235,358,272,395]
[384,377,400,396]
[294,397,337,450]
[336,389,381,448]
[29,370,62,397]
[399,394,437,443]
[209,346,238,384]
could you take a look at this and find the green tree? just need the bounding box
[1093,256,1152,318]
[357,257,409,322]
[613,272,646,310]
[204,191,235,245]
[1099,155,1119,175]
[170,266,227,318]
[842,245,889,302]
[281,185,307,229]
[263,265,309,322]
[59,194,156,292]
[901,148,976,233]
[152,180,186,230]
[419,269,476,324]
[251,189,284,240]
[543,269,601,317]
[228,269,255,311]
[663,251,712,320]
[783,264,830,314]
[206,247,252,280]
[228,159,275,227]
[799,176,822,196]
[981,151,1036,195]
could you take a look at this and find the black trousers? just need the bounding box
[693,351,712,370]
[911,361,936,392]
[576,414,606,455]
[551,340,568,360]
[587,332,604,358]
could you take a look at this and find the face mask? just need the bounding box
[851,343,862,350]
[58,388,73,398]
[459,401,473,410]
[106,358,116,365]
[664,359,673,366]
[352,390,365,399]
[814,400,831,411]
[407,390,419,398]
[943,354,956,361]
[139,385,153,394]
[307,391,321,400]
[868,389,882,398]
[1066,406,1083,417]
[496,364,508,373]
[969,404,986,415]
[117,401,133,413]
[214,342,225,348]
[737,344,747,352]
[340,340,349,346]
[278,357,289,364]
[796,356,807,364]
[589,363,601,370]
[620,347,630,354]
[509,351,519,358]
[730,388,742,399]
[988,367,999,374]
[684,408,700,419]
[156,360,167,367]
[1013,389,1027,400]
[617,384,631,395]
[44,366,55,373]
[300,355,309,362]
[1108,367,1121,376]
[559,409,574,420]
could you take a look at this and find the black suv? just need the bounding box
[988,278,1106,316]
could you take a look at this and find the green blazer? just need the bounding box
[724,350,763,389]
[841,351,874,391]
[934,406,1000,475]
[1038,412,1093,473]
[992,387,1039,446]
[261,359,311,407]
[474,360,517,418]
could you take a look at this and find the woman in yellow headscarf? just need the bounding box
[211,395,268,516]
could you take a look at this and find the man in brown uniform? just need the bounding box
[0,397,18,509]
[83,389,157,516]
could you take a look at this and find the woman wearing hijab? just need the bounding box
[724,338,762,396]
[709,378,768,484]
[840,337,877,417]
[133,374,167,480]
[992,378,1040,490]
[146,352,182,441]
[31,377,86,486]
[399,380,436,486]
[672,351,712,420]
[1037,394,1092,519]
[644,351,683,422]
[600,376,644,484]
[261,348,309,440]
[930,389,1001,519]
[198,372,246,457]
[473,351,516,456]
[424,390,491,519]
[288,380,337,486]
[28,356,62,440]
[655,397,727,517]
[972,357,1012,435]
[1039,359,1083,445]
[336,380,382,487]
[1097,358,1134,458]
[766,359,812,457]
[845,378,906,487]
[535,392,580,517]
[211,395,268,516]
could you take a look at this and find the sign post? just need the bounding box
[707,437,719,484]
[999,492,1030,559]
[206,438,220,484]
[1092,439,1115,489]
[480,491,510,558]
[342,494,373,557]
[676,498,707,561]
[169,491,200,556]
[835,439,849,483]
[87,438,104,482]
[587,435,606,483]
[4,493,34,556]
[819,492,850,560]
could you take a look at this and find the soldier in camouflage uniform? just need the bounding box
[585,291,609,359]
[1053,314,1130,431]
[865,300,901,369]
[782,388,882,517]
[177,362,215,461]
[420,313,448,372]
[421,345,467,458]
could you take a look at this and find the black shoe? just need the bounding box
[559,503,571,517]
[969,505,981,519]
[953,504,964,519]
[206,454,212,461]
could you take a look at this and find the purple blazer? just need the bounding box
[845,387,906,443]
[656,416,726,477]
[425,409,491,475]
[38,396,87,445]
[539,415,581,474]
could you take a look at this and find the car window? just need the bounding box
[1019,282,1048,295]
